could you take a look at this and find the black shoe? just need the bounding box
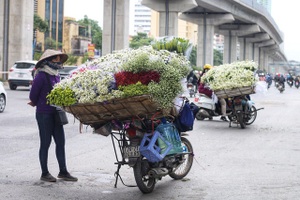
[41,173,56,182]
[220,116,228,121]
[57,172,78,182]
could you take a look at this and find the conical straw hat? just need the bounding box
[36,49,68,68]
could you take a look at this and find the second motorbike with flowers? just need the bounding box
[199,61,264,128]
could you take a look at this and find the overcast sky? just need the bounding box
[64,0,299,61]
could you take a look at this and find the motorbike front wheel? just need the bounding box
[245,106,257,125]
[133,158,156,194]
[169,137,194,180]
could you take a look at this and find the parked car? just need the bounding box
[8,60,38,90]
[59,66,78,80]
[0,81,7,113]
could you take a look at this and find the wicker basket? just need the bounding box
[214,86,255,99]
[63,95,175,127]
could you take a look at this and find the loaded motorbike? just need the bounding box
[227,95,263,129]
[287,79,293,88]
[295,80,299,89]
[277,83,285,93]
[195,94,231,120]
[103,98,195,194]
[195,93,263,129]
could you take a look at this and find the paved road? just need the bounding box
[0,83,299,200]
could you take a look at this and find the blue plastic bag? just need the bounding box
[179,102,194,127]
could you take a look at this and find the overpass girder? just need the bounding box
[179,13,234,26]
[216,24,261,37]
[141,0,198,12]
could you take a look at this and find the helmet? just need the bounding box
[203,64,212,70]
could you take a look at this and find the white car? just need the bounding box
[8,60,38,90]
[0,81,7,112]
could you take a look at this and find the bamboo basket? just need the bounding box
[63,95,176,127]
[214,86,255,99]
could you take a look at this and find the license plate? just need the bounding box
[123,146,140,158]
[18,73,24,78]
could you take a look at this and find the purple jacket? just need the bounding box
[29,72,60,114]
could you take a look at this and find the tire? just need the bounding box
[0,94,6,113]
[195,111,205,120]
[245,106,257,125]
[133,158,156,194]
[237,112,245,129]
[169,137,193,180]
[9,83,17,90]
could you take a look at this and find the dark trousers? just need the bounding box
[36,112,67,175]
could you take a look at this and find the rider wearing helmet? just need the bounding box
[198,64,228,121]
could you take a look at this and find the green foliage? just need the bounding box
[130,32,154,49]
[65,54,79,65]
[152,37,190,55]
[34,14,48,33]
[33,51,42,61]
[45,37,63,50]
[77,15,102,50]
[185,46,224,67]
[214,49,223,66]
[118,82,149,97]
[189,45,197,67]
[47,87,76,107]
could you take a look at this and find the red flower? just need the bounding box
[115,71,160,87]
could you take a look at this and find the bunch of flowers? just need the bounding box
[47,46,191,109]
[201,60,258,91]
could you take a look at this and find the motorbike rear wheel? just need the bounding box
[133,158,156,194]
[237,112,246,129]
[169,137,194,180]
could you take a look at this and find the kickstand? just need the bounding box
[114,163,122,188]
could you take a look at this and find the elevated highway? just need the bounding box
[140,0,288,72]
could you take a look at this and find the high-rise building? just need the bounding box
[132,0,151,35]
[257,0,272,13]
[35,0,65,51]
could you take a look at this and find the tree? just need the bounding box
[213,49,223,66]
[33,14,48,59]
[77,15,102,50]
[188,47,224,68]
[45,37,63,50]
[130,32,153,49]
[34,14,48,32]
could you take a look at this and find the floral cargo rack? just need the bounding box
[63,95,175,127]
[214,86,255,99]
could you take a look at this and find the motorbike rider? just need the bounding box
[274,73,280,87]
[198,64,228,121]
[265,73,272,88]
[295,75,300,83]
[187,70,199,92]
[279,74,286,88]
[286,73,294,86]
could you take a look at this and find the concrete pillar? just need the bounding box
[254,45,260,63]
[259,49,264,69]
[238,38,245,60]
[264,54,269,71]
[223,33,238,64]
[142,0,197,36]
[102,0,129,56]
[197,24,215,66]
[180,13,234,67]
[159,12,178,36]
[0,0,33,79]
[245,42,253,61]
